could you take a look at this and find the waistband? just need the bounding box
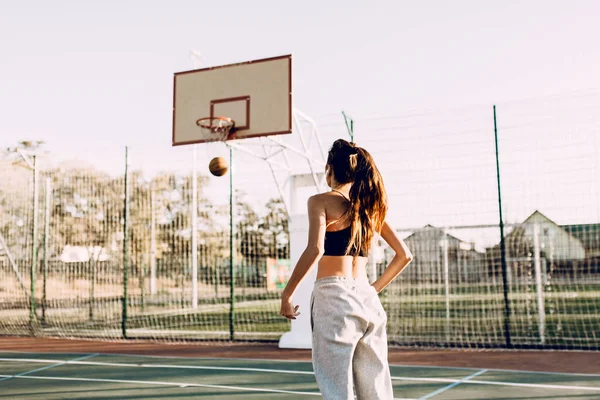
[314,276,371,287]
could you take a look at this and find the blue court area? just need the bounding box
[1,351,600,399]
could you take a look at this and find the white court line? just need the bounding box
[0,353,98,382]
[388,362,600,378]
[418,369,488,400]
[1,356,600,393]
[0,349,312,364]
[392,376,460,384]
[466,379,600,392]
[391,375,600,392]
[0,374,322,396]
[0,357,314,376]
[2,349,600,378]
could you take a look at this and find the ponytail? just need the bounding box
[344,148,388,255]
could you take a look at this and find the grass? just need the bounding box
[1,280,599,348]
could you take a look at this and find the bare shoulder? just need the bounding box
[306,194,327,222]
[308,192,344,208]
[312,191,348,202]
[306,193,328,209]
[307,192,330,204]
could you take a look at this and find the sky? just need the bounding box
[1,0,599,241]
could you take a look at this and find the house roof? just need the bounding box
[523,210,557,224]
[404,224,471,246]
[523,210,600,253]
[485,210,599,256]
[561,224,600,254]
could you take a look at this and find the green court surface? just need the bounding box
[1,351,600,399]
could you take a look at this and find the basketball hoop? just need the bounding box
[196,117,236,142]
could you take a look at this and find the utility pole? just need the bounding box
[7,141,45,332]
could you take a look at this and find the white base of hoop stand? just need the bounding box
[278,214,316,349]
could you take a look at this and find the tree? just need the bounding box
[0,157,31,259]
[236,190,262,258]
[260,197,289,259]
[1,141,48,259]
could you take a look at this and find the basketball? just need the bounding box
[208,156,228,177]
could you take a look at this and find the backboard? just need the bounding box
[172,54,292,146]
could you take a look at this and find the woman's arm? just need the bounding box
[371,219,413,293]
[280,195,326,319]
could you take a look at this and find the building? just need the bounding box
[485,211,599,280]
[396,225,484,284]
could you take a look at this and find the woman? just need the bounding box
[280,139,413,399]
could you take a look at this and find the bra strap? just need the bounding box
[331,189,350,202]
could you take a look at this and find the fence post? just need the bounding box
[192,145,198,308]
[122,146,130,339]
[342,111,355,143]
[42,177,51,325]
[214,255,220,299]
[89,257,95,321]
[30,155,39,332]
[150,187,157,295]
[493,105,512,348]
[241,257,246,301]
[533,222,546,344]
[442,235,450,342]
[229,145,235,341]
[140,261,145,313]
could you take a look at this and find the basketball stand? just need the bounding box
[173,54,329,348]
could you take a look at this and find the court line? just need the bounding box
[0,374,323,396]
[391,375,600,392]
[418,369,488,400]
[0,357,314,376]
[0,354,98,383]
[391,377,460,384]
[0,349,311,364]
[389,362,600,378]
[1,356,600,392]
[466,379,600,392]
[2,349,599,378]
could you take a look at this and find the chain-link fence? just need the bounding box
[1,92,599,349]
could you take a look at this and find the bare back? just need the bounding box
[316,191,368,280]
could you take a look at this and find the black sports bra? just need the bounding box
[324,225,368,257]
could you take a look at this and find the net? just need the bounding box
[196,117,235,143]
[380,223,600,349]
[1,92,599,350]
[0,146,289,342]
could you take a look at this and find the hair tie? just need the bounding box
[349,152,358,169]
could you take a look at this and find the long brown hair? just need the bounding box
[326,139,388,255]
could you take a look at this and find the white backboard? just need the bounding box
[173,54,292,146]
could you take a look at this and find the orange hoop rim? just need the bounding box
[196,116,235,130]
[195,116,236,142]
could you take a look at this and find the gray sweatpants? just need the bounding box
[310,276,393,400]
